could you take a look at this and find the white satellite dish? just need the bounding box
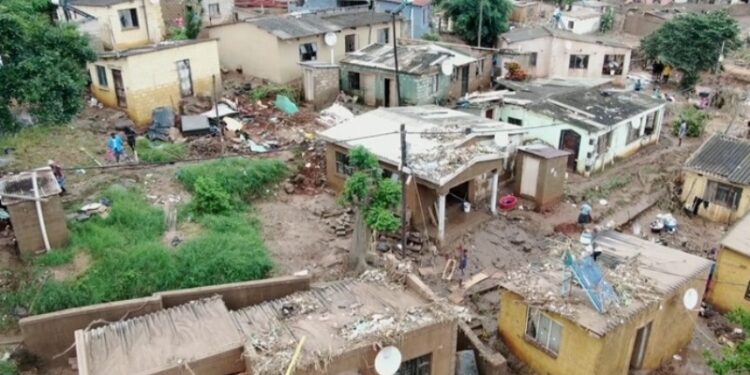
[374,346,402,375]
[324,32,338,47]
[683,288,699,310]
[441,60,454,76]
[630,120,640,129]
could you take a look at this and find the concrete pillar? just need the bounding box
[438,193,446,242]
[490,170,499,214]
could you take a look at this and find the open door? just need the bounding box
[630,321,652,370]
[111,69,127,108]
[384,78,391,107]
[559,129,581,171]
[461,66,470,96]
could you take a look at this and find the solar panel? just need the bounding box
[563,250,620,313]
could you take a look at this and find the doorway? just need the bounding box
[559,129,581,171]
[630,322,653,369]
[384,78,392,107]
[485,108,494,119]
[461,66,470,96]
[177,59,194,97]
[111,69,127,108]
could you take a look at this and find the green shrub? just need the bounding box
[728,308,750,331]
[177,158,288,201]
[421,32,439,41]
[136,138,187,163]
[249,84,298,103]
[672,107,709,138]
[0,359,18,375]
[193,176,234,215]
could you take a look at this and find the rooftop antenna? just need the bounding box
[374,346,402,375]
[324,32,338,64]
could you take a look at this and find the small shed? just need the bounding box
[514,145,570,209]
[0,168,69,254]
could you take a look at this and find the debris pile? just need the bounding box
[322,210,354,237]
[289,140,327,194]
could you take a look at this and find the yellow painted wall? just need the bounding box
[681,171,750,224]
[499,273,708,375]
[89,40,221,128]
[209,20,400,84]
[76,0,164,50]
[709,248,750,313]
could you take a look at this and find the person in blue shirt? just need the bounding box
[578,198,592,225]
[107,133,125,163]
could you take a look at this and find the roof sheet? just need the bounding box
[341,43,476,75]
[684,133,750,185]
[248,10,393,40]
[519,145,572,159]
[98,39,214,59]
[75,297,243,375]
[501,231,712,336]
[0,168,61,206]
[318,105,524,185]
[233,279,450,375]
[721,213,750,256]
[547,88,664,127]
[500,26,631,49]
[70,0,128,6]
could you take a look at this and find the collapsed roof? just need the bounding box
[318,105,525,186]
[341,42,476,75]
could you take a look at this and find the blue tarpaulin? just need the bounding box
[274,95,298,114]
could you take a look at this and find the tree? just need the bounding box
[0,0,95,131]
[599,7,615,33]
[184,0,203,40]
[641,11,741,89]
[340,146,401,273]
[438,0,513,47]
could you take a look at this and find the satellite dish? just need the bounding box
[374,346,402,375]
[630,120,640,129]
[441,61,454,76]
[324,32,338,47]
[683,288,699,310]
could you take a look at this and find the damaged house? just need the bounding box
[708,212,750,313]
[319,105,523,244]
[681,133,750,224]
[56,0,222,128]
[339,42,492,107]
[208,8,401,84]
[498,26,632,80]
[496,80,666,175]
[499,231,712,375]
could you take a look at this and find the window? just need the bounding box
[395,353,431,375]
[345,34,356,53]
[567,20,575,30]
[705,180,743,209]
[627,120,642,144]
[335,152,353,176]
[529,52,537,67]
[602,54,625,76]
[431,74,439,93]
[507,117,522,126]
[95,65,108,87]
[745,280,750,301]
[569,54,589,70]
[299,42,318,61]
[118,8,139,29]
[348,71,360,90]
[208,3,221,18]
[597,132,611,154]
[644,111,658,135]
[477,59,484,75]
[423,7,429,25]
[378,28,389,44]
[525,307,562,356]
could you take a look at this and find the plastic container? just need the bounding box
[499,194,518,211]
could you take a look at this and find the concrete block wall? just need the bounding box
[125,76,215,128]
[306,66,340,110]
[7,198,69,255]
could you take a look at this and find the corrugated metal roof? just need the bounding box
[248,10,393,40]
[721,212,750,256]
[500,26,631,49]
[70,0,128,6]
[341,42,475,75]
[684,133,750,185]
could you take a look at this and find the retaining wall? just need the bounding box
[19,276,311,364]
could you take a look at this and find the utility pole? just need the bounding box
[391,11,402,106]
[400,123,407,258]
[477,0,483,48]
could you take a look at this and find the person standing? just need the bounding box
[662,65,672,84]
[578,198,592,225]
[457,245,468,288]
[678,120,688,147]
[48,160,66,194]
[107,133,124,163]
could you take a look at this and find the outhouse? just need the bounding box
[514,145,570,209]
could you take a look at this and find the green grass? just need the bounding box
[0,125,103,170]
[0,360,18,375]
[583,175,633,200]
[135,138,188,163]
[2,160,280,316]
[249,84,298,103]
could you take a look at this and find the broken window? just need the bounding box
[208,3,221,18]
[118,8,139,29]
[705,180,742,210]
[627,120,642,144]
[335,152,353,176]
[395,353,431,375]
[525,307,562,355]
[345,34,356,53]
[431,74,439,93]
[96,65,108,87]
[348,71,360,90]
[597,132,611,155]
[529,52,537,67]
[507,117,522,126]
[602,54,625,76]
[378,28,390,44]
[568,54,589,70]
[299,42,318,61]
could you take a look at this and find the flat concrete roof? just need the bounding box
[98,39,216,59]
[501,231,712,336]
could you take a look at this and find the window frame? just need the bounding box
[706,180,742,209]
[507,117,523,126]
[208,3,221,18]
[529,52,538,67]
[299,42,318,62]
[378,28,390,44]
[431,74,439,94]
[568,54,589,70]
[345,34,357,53]
[602,54,625,76]
[525,307,563,356]
[335,151,353,176]
[95,65,108,88]
[627,120,642,144]
[348,71,361,91]
[567,20,575,30]
[118,8,139,30]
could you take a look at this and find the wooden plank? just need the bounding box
[462,272,489,290]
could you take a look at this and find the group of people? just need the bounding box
[107,128,137,163]
[652,61,674,84]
